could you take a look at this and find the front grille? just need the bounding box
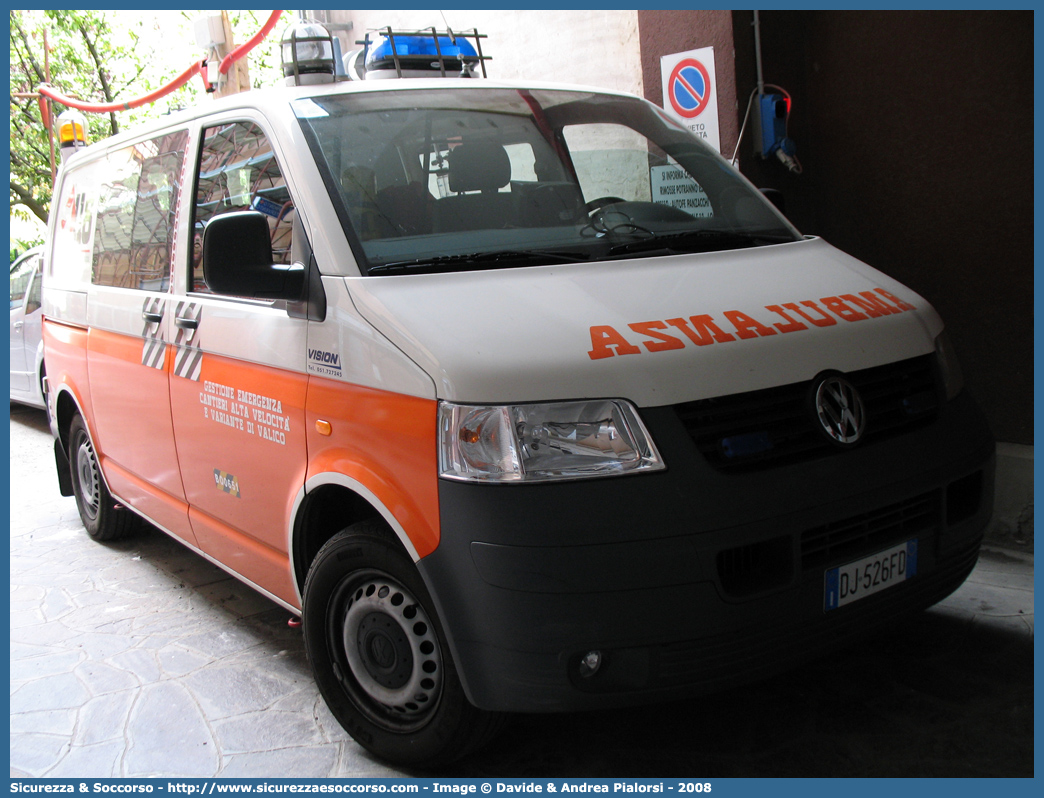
[800,492,938,570]
[675,354,939,473]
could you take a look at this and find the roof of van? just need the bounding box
[58,78,642,165]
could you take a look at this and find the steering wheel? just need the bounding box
[578,197,654,241]
[583,196,626,216]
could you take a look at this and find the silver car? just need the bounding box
[10,246,46,411]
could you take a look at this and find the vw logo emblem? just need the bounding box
[813,375,866,445]
[368,634,396,670]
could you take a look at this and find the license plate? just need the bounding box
[824,539,918,611]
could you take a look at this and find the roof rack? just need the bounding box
[356,27,491,79]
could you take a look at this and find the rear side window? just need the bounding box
[190,120,294,294]
[92,131,188,291]
[49,130,188,292]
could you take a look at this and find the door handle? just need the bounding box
[142,310,163,324]
[13,321,23,332]
[175,316,199,330]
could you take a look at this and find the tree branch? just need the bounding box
[11,15,46,85]
[77,20,119,135]
[10,181,49,225]
[10,114,50,160]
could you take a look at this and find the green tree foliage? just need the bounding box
[10,10,286,228]
[13,10,151,227]
[228,10,287,90]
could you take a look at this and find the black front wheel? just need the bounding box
[302,522,504,766]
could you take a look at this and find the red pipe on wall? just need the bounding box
[37,59,206,113]
[37,10,284,114]
[219,10,283,75]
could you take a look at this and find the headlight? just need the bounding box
[438,399,665,483]
[934,331,964,401]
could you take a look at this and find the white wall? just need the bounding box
[327,9,643,96]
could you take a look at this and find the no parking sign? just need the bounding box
[661,46,721,153]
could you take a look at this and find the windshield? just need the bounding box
[292,87,800,275]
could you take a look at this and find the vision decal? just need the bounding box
[587,289,916,360]
[307,347,343,377]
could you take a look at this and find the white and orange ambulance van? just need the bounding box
[42,49,994,765]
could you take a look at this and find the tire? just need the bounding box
[68,414,139,541]
[302,521,504,766]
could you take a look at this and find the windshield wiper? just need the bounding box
[604,230,794,258]
[368,249,590,274]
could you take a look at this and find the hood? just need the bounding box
[344,237,942,407]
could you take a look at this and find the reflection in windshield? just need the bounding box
[293,87,800,275]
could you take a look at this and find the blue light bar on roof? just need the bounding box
[365,33,480,73]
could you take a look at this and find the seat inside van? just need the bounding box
[432,140,515,232]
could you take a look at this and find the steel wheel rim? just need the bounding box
[75,435,100,519]
[333,570,443,729]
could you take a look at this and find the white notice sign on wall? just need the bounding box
[650,165,714,218]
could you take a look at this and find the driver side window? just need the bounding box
[191,120,294,294]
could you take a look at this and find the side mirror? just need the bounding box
[202,211,305,300]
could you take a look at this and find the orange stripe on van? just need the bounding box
[170,352,308,602]
[86,325,154,363]
[305,378,441,559]
[187,506,300,608]
[42,319,94,428]
[87,327,185,507]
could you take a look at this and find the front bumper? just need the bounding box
[419,391,994,713]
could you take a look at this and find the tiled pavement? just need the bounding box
[9,405,400,778]
[9,404,1034,778]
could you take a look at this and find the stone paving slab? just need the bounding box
[9,404,1034,778]
[9,406,387,779]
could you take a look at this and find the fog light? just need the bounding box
[578,650,603,678]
